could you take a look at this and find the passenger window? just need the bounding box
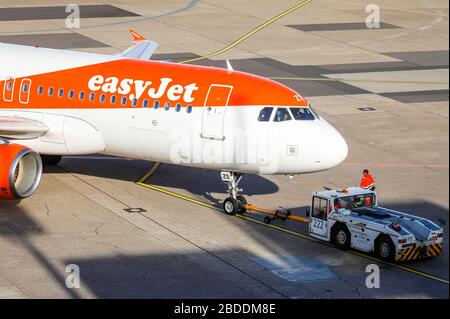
[68,90,74,99]
[100,94,106,103]
[143,100,149,108]
[110,96,117,104]
[175,103,181,112]
[187,105,193,113]
[89,93,96,102]
[132,98,138,107]
[121,96,127,105]
[258,107,273,122]
[165,102,170,110]
[6,82,12,91]
[290,107,315,121]
[312,197,329,221]
[273,108,292,122]
[58,89,64,97]
[48,88,54,96]
[79,91,85,100]
[22,84,29,93]
[37,86,44,95]
[153,101,160,109]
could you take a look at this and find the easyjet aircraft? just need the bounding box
[0,30,348,215]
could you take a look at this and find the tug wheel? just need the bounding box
[332,223,351,250]
[376,236,396,262]
[264,217,272,224]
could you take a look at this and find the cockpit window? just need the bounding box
[258,107,273,122]
[274,108,292,122]
[308,104,320,119]
[290,107,316,120]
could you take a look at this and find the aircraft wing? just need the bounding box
[119,29,159,61]
[0,116,48,139]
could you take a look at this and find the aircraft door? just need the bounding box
[201,84,233,141]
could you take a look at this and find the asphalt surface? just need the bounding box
[0,0,448,299]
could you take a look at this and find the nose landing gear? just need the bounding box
[221,171,247,215]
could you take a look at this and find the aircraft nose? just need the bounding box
[315,119,348,169]
[330,128,348,167]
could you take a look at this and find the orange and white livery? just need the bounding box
[0,30,348,213]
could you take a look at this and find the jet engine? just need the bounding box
[0,141,43,200]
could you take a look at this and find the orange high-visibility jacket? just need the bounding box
[360,174,375,189]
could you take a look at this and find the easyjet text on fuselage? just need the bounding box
[88,75,199,103]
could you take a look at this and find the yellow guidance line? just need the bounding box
[136,181,219,210]
[180,0,314,64]
[137,162,161,183]
[136,181,317,242]
[135,168,449,286]
[348,250,449,285]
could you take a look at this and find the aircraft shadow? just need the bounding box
[54,156,280,204]
[0,202,81,298]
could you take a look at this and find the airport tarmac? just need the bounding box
[0,0,448,298]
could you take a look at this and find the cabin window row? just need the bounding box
[36,86,193,113]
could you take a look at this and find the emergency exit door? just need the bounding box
[201,84,233,141]
[2,78,15,102]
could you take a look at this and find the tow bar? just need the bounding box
[244,204,309,225]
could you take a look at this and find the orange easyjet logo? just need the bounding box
[88,75,199,102]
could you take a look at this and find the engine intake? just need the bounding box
[0,142,43,200]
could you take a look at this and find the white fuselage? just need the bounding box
[0,43,348,175]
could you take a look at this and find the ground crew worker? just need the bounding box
[360,169,375,191]
[352,196,364,208]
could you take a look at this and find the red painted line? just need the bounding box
[343,162,448,169]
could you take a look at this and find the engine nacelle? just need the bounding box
[0,142,43,200]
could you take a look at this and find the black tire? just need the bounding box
[376,236,396,262]
[223,197,239,215]
[332,223,351,250]
[40,155,62,166]
[264,216,272,224]
[236,195,247,214]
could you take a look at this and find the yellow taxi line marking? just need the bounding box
[348,251,449,285]
[236,214,319,242]
[179,0,314,64]
[136,181,219,210]
[136,182,317,243]
[135,167,449,285]
[137,162,161,183]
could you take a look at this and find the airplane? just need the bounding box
[0,30,348,215]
